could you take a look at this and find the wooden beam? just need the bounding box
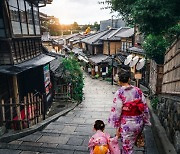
[13,75,22,130]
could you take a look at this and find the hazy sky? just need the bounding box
[40,0,117,25]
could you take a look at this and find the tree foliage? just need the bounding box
[104,0,180,35]
[61,57,84,101]
[143,34,169,64]
[100,0,180,64]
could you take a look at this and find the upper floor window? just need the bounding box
[8,0,21,34]
[0,5,5,37]
[33,5,40,35]
[7,0,40,36]
[25,1,35,35]
[121,41,132,52]
[19,0,28,35]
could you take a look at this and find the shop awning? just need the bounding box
[0,54,55,75]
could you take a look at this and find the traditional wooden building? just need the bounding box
[81,29,110,55]
[101,27,133,55]
[0,0,54,114]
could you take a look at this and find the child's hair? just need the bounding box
[94,120,105,131]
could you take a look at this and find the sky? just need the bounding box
[40,0,118,25]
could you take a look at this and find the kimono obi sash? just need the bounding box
[122,99,145,116]
[94,145,109,154]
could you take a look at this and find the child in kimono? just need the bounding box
[88,120,120,154]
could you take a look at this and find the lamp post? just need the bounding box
[111,15,115,28]
[111,55,115,85]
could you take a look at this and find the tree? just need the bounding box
[103,0,180,35]
[93,22,100,31]
[71,22,80,30]
[100,0,180,64]
[143,34,169,64]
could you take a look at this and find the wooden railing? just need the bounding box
[55,84,72,101]
[0,93,44,130]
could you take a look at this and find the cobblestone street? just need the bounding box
[0,74,158,154]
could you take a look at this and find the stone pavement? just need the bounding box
[0,74,159,154]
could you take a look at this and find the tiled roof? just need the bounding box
[81,30,110,45]
[116,54,126,63]
[45,52,63,72]
[0,54,55,75]
[89,54,109,64]
[72,48,83,55]
[100,27,132,41]
[115,28,134,38]
[128,47,145,55]
[65,33,82,40]
[100,29,118,40]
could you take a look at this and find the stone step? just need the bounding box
[0,142,89,154]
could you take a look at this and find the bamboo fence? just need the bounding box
[162,38,180,94]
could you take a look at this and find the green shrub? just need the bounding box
[151,96,159,110]
[105,78,112,82]
[95,74,100,79]
[61,57,84,102]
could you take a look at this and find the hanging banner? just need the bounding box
[95,66,98,72]
[88,68,91,72]
[43,64,52,101]
[106,67,108,73]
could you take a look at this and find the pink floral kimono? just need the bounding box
[108,85,151,154]
[88,130,120,154]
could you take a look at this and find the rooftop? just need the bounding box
[128,47,145,55]
[89,54,109,64]
[81,29,110,45]
[115,28,134,38]
[100,27,131,41]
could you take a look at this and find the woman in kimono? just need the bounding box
[108,71,151,154]
[88,120,120,154]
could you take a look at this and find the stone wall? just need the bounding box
[157,94,180,153]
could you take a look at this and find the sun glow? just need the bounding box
[59,18,75,25]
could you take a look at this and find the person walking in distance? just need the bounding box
[108,71,151,154]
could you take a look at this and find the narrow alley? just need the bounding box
[0,74,158,154]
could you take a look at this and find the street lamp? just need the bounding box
[111,15,115,28]
[111,55,115,85]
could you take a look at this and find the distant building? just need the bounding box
[100,19,126,31]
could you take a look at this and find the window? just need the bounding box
[129,42,132,48]
[25,1,34,35]
[8,0,22,35]
[18,0,28,35]
[0,5,5,37]
[8,0,41,36]
[121,42,126,52]
[8,0,18,8]
[124,42,127,51]
[33,6,40,35]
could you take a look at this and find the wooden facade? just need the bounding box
[0,0,54,132]
[0,0,42,65]
[149,60,164,94]
[162,38,180,94]
[121,38,133,53]
[0,93,44,130]
[103,38,133,56]
[103,41,121,55]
